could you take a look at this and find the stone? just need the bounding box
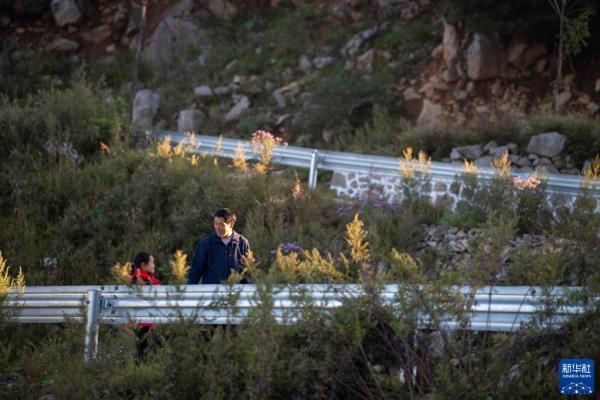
[378,50,393,63]
[45,38,79,52]
[467,33,502,80]
[490,79,503,96]
[595,78,600,92]
[521,43,546,69]
[112,3,128,33]
[455,144,484,160]
[177,109,205,133]
[431,76,449,91]
[507,41,527,67]
[105,44,115,53]
[213,86,231,96]
[194,86,213,96]
[587,102,599,115]
[357,49,374,73]
[419,82,436,98]
[536,165,559,174]
[442,20,459,71]
[555,91,572,109]
[466,81,475,94]
[331,2,351,20]
[512,155,530,168]
[475,156,494,167]
[564,74,575,90]
[483,140,497,153]
[224,95,250,122]
[507,143,518,153]
[272,90,286,109]
[38,395,57,400]
[417,100,443,125]
[450,148,461,161]
[126,3,143,35]
[403,87,421,101]
[431,44,443,60]
[342,26,382,57]
[454,90,467,100]
[168,0,196,18]
[205,0,237,19]
[331,172,347,187]
[298,54,313,72]
[322,128,335,144]
[577,95,590,105]
[489,145,509,158]
[51,0,81,26]
[132,89,160,129]
[275,114,290,126]
[535,58,547,74]
[81,24,112,44]
[142,16,209,72]
[313,56,335,69]
[527,132,566,158]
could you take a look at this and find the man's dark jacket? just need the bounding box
[187,231,250,284]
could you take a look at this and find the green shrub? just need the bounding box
[295,69,391,139]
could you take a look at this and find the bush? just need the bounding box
[295,69,391,139]
[0,74,127,160]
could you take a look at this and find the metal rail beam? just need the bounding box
[158,132,599,198]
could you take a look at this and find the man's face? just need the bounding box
[214,216,234,238]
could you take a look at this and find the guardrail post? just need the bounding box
[84,290,100,363]
[309,150,318,189]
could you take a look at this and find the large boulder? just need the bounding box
[356,49,374,73]
[466,33,502,80]
[453,144,484,161]
[141,16,209,72]
[526,132,566,158]
[442,20,459,75]
[177,109,205,133]
[417,100,443,125]
[198,0,237,19]
[132,90,160,130]
[50,0,81,26]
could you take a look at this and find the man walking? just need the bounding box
[187,208,251,284]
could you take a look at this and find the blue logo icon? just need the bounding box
[559,359,594,395]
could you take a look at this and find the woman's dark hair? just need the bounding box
[214,208,236,223]
[130,252,151,275]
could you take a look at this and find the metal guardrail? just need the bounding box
[159,131,599,197]
[7,284,591,362]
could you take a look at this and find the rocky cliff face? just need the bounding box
[1,0,599,151]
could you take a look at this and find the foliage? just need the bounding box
[564,7,595,56]
[296,69,391,138]
[169,250,189,284]
[0,38,76,99]
[0,74,600,399]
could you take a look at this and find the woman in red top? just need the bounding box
[129,252,160,363]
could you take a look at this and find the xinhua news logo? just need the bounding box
[559,359,595,395]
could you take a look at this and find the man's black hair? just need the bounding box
[214,208,236,224]
[131,252,151,275]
